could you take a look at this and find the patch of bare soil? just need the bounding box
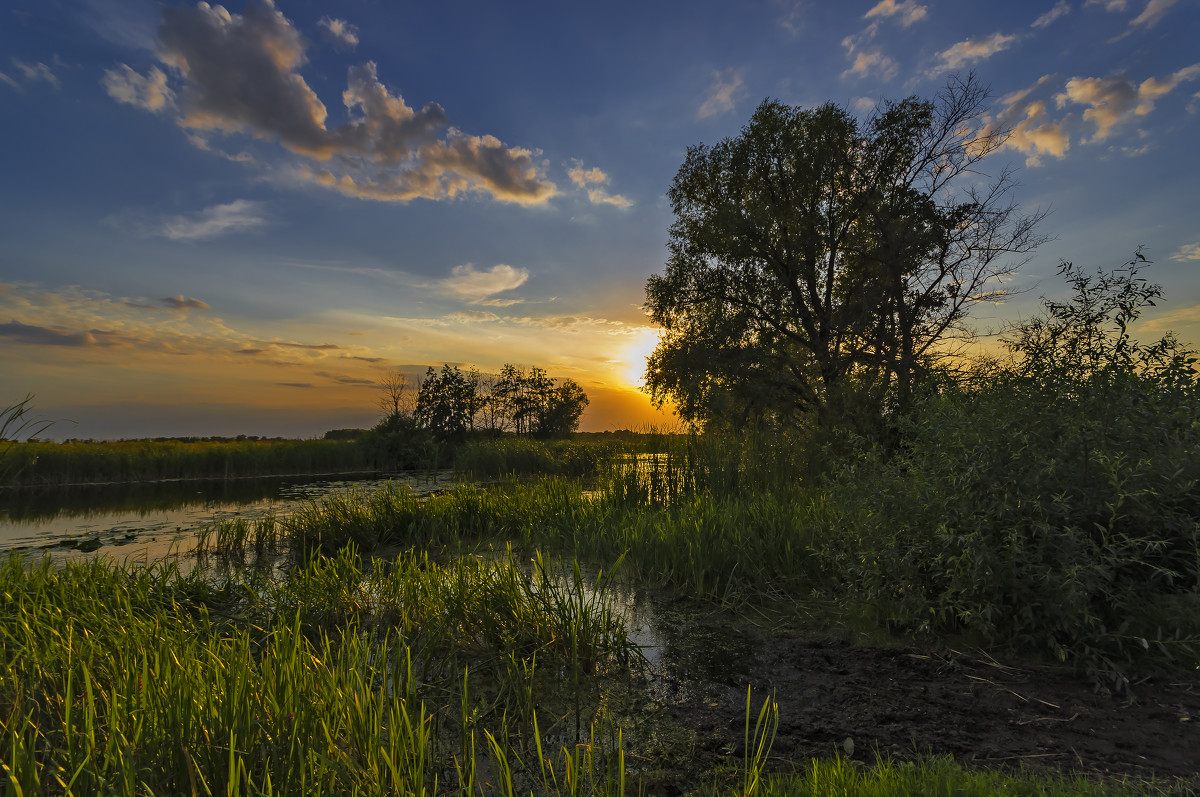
[640,599,1199,792]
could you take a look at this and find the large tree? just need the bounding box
[645,74,1046,428]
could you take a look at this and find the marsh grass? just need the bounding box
[0,545,676,795]
[752,755,1178,796]
[0,438,376,488]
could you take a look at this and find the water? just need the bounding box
[0,471,457,562]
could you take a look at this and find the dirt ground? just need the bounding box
[636,598,1199,792]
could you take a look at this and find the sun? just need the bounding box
[613,328,662,389]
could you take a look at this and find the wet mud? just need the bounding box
[641,600,1200,791]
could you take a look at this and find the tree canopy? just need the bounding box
[412,364,589,440]
[645,74,1046,429]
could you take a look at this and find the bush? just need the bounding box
[817,255,1200,689]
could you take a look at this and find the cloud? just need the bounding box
[1057,64,1200,140]
[315,371,375,385]
[317,16,358,48]
[102,64,174,111]
[929,32,1016,76]
[776,0,805,35]
[445,310,502,324]
[852,96,878,114]
[0,320,99,347]
[1172,242,1200,261]
[1127,0,1177,30]
[111,0,556,206]
[277,382,314,388]
[1,58,60,91]
[842,47,898,80]
[982,76,1072,166]
[864,0,927,26]
[147,199,268,240]
[1086,0,1127,9]
[160,295,210,311]
[697,68,745,119]
[1032,1,1070,28]
[440,264,530,302]
[567,161,633,208]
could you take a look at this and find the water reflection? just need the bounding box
[0,471,457,558]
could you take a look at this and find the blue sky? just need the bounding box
[1,0,1198,438]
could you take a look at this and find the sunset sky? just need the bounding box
[2,0,1198,439]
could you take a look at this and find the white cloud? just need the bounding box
[1086,0,1127,9]
[698,68,745,119]
[929,32,1017,77]
[440,264,530,303]
[1032,1,1070,28]
[1128,0,1177,30]
[1057,64,1200,140]
[1171,242,1200,262]
[1,58,60,91]
[567,161,633,208]
[102,64,174,111]
[864,0,927,26]
[317,16,359,48]
[112,0,556,206]
[137,200,268,241]
[842,47,898,81]
[852,96,877,114]
[445,310,501,324]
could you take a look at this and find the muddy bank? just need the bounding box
[641,601,1199,790]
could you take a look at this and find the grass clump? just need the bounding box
[0,547,649,795]
[753,755,1177,797]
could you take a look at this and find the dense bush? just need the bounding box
[816,257,1200,688]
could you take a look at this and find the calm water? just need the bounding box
[0,471,457,562]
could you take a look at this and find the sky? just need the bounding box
[1,0,1198,440]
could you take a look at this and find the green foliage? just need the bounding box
[646,74,1044,429]
[0,395,54,486]
[0,547,643,795]
[812,255,1200,689]
[755,754,1167,796]
[411,363,590,441]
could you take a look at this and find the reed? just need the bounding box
[0,546,674,795]
[0,438,377,488]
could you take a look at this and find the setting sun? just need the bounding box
[612,327,662,389]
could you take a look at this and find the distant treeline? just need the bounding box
[0,430,673,488]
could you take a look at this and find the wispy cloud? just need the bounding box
[121,200,269,241]
[102,64,173,111]
[1032,1,1070,28]
[1172,242,1200,262]
[864,0,927,27]
[160,295,210,311]
[1057,64,1200,140]
[440,264,530,303]
[108,0,557,206]
[928,32,1017,77]
[1,58,60,92]
[982,65,1200,166]
[1127,0,1178,30]
[697,68,745,119]
[567,161,633,208]
[842,45,898,80]
[0,320,102,347]
[317,16,359,49]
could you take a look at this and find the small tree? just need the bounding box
[414,365,474,442]
[376,371,414,420]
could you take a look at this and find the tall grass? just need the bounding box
[0,546,681,795]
